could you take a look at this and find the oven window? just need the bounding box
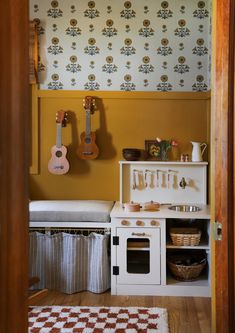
[127,238,150,274]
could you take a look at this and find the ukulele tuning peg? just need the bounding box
[62,114,68,127]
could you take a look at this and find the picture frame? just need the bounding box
[145,140,161,160]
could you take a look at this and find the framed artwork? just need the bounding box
[145,140,161,160]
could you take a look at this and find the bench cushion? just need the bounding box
[29,200,114,222]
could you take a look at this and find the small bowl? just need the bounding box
[122,148,141,161]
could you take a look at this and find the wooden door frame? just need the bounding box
[0,1,29,332]
[212,0,235,332]
[0,0,235,332]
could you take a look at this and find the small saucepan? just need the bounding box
[124,201,141,212]
[143,200,160,211]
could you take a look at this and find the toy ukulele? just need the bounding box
[48,110,70,175]
[77,96,99,160]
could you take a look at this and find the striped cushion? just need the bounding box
[29,200,114,222]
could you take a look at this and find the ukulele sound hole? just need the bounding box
[56,151,63,157]
[85,137,91,144]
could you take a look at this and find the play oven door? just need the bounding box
[116,227,161,285]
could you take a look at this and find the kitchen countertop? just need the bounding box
[111,201,210,219]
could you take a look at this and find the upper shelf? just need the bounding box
[120,161,208,165]
[119,160,208,205]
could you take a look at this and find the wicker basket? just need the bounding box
[170,228,201,246]
[167,254,207,281]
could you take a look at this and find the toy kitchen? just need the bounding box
[110,160,211,297]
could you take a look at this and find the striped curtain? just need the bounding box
[29,232,110,294]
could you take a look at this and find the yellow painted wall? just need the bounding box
[30,89,210,201]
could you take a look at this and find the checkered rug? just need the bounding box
[28,306,168,332]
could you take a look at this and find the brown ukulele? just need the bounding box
[48,110,70,175]
[77,96,99,160]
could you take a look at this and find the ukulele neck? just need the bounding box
[85,110,91,137]
[56,123,62,148]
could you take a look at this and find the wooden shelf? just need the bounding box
[166,239,209,250]
[166,273,209,287]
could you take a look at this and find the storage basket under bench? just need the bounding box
[29,200,114,294]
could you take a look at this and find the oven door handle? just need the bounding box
[131,232,149,237]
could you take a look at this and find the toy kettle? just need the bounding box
[191,141,207,162]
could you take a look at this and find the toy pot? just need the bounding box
[124,201,141,212]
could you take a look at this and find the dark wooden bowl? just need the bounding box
[122,148,141,161]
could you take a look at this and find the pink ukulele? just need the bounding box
[48,110,70,175]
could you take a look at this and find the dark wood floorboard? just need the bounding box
[30,290,211,333]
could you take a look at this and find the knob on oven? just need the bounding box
[121,220,129,226]
[136,220,144,226]
[150,220,159,226]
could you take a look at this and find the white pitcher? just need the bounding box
[191,141,207,162]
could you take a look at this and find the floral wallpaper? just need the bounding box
[30,0,211,91]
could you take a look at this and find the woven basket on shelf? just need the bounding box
[170,228,201,246]
[167,255,207,281]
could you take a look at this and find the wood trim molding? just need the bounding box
[30,85,39,174]
[29,21,38,84]
[35,89,211,100]
[212,0,235,331]
[0,1,29,332]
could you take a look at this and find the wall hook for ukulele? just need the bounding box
[48,110,70,175]
[77,96,99,160]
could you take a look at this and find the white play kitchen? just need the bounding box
[110,160,210,297]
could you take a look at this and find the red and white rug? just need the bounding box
[28,306,168,333]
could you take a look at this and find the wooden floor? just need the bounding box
[31,290,211,333]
